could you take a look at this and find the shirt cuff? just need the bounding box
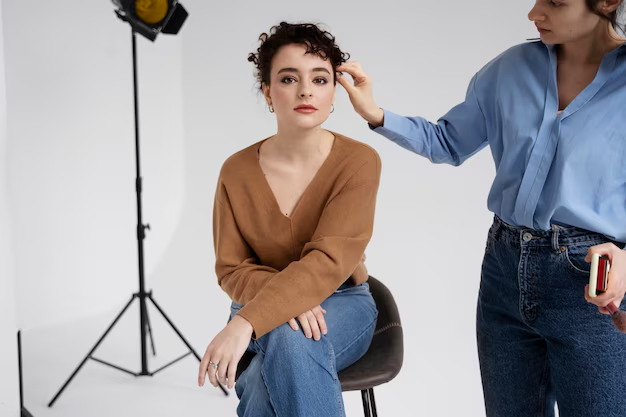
[368,109,413,139]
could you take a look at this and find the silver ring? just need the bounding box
[209,361,218,369]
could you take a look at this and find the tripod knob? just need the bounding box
[138,224,151,240]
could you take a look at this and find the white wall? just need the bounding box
[5,0,542,416]
[0,0,20,413]
[3,0,185,330]
[156,0,537,416]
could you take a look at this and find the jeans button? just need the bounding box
[523,232,533,242]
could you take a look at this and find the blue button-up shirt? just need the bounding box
[372,41,626,242]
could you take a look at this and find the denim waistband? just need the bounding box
[490,215,625,251]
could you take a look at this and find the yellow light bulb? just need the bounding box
[135,0,168,25]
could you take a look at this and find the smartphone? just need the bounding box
[588,253,610,298]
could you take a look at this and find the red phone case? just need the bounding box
[596,256,609,293]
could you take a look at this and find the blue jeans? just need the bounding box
[230,282,378,417]
[477,216,626,417]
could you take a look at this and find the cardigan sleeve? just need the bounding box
[236,152,381,339]
[213,179,279,306]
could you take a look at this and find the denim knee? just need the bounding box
[260,323,329,356]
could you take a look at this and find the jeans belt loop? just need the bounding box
[551,224,560,253]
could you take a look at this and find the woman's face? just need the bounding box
[263,43,335,131]
[528,0,621,45]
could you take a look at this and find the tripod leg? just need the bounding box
[21,408,35,417]
[144,301,156,356]
[18,331,35,417]
[147,294,229,396]
[48,295,137,407]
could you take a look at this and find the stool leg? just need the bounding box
[368,388,378,417]
[361,389,373,417]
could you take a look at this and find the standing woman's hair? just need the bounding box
[587,0,626,35]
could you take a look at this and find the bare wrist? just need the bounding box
[232,314,254,334]
[364,107,384,127]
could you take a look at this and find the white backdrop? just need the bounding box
[157,0,537,415]
[3,0,185,330]
[0,0,20,413]
[4,0,540,415]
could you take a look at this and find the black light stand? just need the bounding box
[47,13,227,407]
[18,331,34,417]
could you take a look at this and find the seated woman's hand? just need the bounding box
[288,305,327,341]
[584,243,626,314]
[198,315,253,390]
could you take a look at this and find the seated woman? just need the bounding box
[197,22,381,416]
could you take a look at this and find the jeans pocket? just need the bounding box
[561,242,604,275]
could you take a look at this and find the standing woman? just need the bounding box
[338,1,626,416]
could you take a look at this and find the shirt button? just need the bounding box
[523,232,533,242]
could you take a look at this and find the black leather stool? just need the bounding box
[234,276,403,416]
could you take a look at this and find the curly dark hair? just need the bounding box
[247,22,350,92]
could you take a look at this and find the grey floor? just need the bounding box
[20,307,370,417]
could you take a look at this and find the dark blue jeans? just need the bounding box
[477,216,626,417]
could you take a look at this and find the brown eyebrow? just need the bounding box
[277,67,331,75]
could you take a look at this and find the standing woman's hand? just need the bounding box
[336,62,385,127]
[584,243,626,314]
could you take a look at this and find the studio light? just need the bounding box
[47,1,228,408]
[112,0,188,41]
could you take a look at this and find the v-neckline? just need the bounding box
[548,42,624,119]
[254,132,338,221]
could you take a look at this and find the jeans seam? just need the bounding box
[328,344,343,417]
[536,354,550,417]
[517,243,526,324]
[260,355,281,417]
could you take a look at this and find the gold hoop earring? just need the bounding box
[330,104,334,113]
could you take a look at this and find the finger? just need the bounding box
[593,289,620,306]
[207,357,220,388]
[198,349,212,386]
[217,356,229,385]
[198,359,208,387]
[227,359,238,390]
[313,308,328,335]
[298,314,312,338]
[289,318,299,331]
[336,73,357,94]
[306,311,321,341]
[588,291,623,316]
[585,243,617,262]
[585,283,606,307]
[336,61,366,78]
